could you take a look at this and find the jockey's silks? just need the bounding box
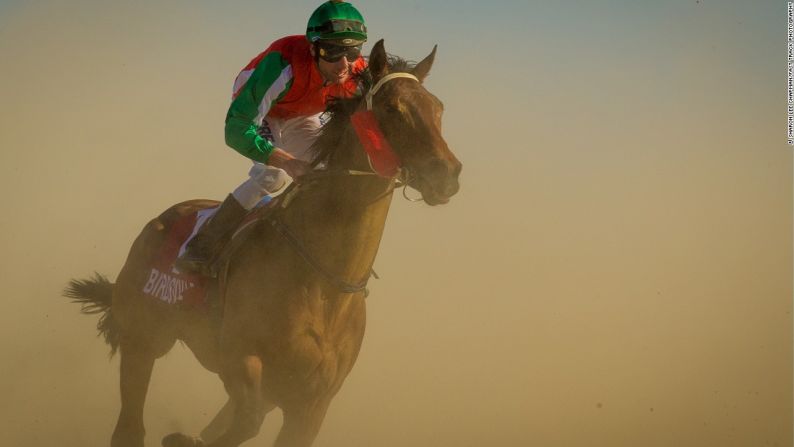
[225,35,367,164]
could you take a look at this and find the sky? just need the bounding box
[0,1,790,446]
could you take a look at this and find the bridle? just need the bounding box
[364,72,420,111]
[267,72,425,295]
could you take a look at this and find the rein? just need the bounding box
[264,170,394,296]
[269,217,372,295]
[265,73,421,295]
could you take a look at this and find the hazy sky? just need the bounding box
[0,1,790,446]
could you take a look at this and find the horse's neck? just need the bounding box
[281,175,393,288]
[279,128,394,288]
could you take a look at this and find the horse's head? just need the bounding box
[365,40,462,205]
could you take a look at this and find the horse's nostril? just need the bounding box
[428,159,449,178]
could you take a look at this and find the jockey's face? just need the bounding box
[311,43,359,85]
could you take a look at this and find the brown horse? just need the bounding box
[64,40,461,447]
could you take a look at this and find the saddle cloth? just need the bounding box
[140,197,273,309]
[140,207,215,309]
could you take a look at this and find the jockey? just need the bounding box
[176,0,368,275]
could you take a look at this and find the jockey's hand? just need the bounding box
[281,159,313,182]
[268,148,313,182]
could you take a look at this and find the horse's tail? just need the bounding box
[63,272,120,356]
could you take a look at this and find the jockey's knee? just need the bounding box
[248,163,289,191]
[232,163,289,210]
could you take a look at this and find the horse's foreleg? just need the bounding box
[111,339,159,447]
[199,397,233,443]
[208,355,273,446]
[165,355,271,447]
[199,394,277,444]
[272,397,332,447]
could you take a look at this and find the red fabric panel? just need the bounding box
[351,110,401,178]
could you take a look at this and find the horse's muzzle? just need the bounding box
[416,156,462,205]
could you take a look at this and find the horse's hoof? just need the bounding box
[162,432,204,447]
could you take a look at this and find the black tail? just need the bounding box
[63,273,120,356]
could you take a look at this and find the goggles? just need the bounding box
[307,19,367,36]
[316,43,362,63]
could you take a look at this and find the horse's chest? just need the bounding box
[265,297,366,392]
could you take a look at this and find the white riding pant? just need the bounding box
[231,113,323,210]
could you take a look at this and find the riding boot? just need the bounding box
[174,194,247,276]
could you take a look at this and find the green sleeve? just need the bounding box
[224,52,294,163]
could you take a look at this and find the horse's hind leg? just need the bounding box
[111,335,175,447]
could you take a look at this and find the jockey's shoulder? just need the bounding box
[263,35,312,58]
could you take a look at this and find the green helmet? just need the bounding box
[306,1,367,45]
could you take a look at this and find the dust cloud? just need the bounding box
[0,2,790,447]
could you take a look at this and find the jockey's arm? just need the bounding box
[224,51,292,164]
[266,149,313,179]
[224,113,276,163]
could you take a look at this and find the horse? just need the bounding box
[64,40,461,447]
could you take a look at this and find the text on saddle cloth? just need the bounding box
[142,207,217,307]
[142,196,279,308]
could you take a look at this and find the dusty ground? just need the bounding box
[0,1,790,446]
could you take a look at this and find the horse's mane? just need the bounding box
[310,55,417,166]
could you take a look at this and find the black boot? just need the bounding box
[175,194,247,276]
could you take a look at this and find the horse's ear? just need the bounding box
[412,45,437,83]
[369,39,389,80]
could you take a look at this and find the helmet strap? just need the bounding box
[312,43,333,87]
[312,42,321,64]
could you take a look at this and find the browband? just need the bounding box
[365,72,419,111]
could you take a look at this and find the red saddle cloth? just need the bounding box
[140,201,270,309]
[141,207,217,309]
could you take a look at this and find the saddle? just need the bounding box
[140,193,286,311]
[140,173,376,311]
